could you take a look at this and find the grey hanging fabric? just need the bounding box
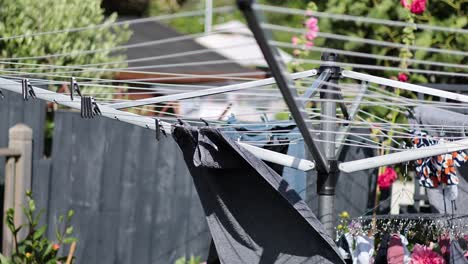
[410,106,468,214]
[172,125,344,264]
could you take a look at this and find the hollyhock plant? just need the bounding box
[305,17,318,30]
[401,0,427,14]
[410,0,427,15]
[306,31,318,41]
[410,244,445,264]
[291,36,299,45]
[377,167,397,189]
[289,1,319,73]
[401,0,411,8]
[398,73,409,82]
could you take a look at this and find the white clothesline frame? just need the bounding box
[3,64,468,174]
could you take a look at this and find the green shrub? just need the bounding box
[0,191,77,264]
[0,0,131,97]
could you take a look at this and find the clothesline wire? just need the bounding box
[154,107,466,142]
[1,71,466,140]
[2,68,465,111]
[2,41,466,80]
[3,72,463,119]
[0,68,265,82]
[0,57,269,78]
[254,4,468,35]
[5,74,468,135]
[0,31,214,62]
[294,58,468,78]
[263,23,468,57]
[273,41,468,70]
[0,40,260,71]
[0,72,261,88]
[0,6,234,42]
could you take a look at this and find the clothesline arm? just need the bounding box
[0,77,316,172]
[300,68,330,107]
[106,69,317,110]
[339,138,468,173]
[342,70,468,104]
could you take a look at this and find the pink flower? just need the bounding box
[305,17,318,31]
[398,73,409,82]
[377,167,397,189]
[306,31,317,40]
[401,0,411,9]
[305,41,314,48]
[410,244,445,264]
[410,0,427,15]
[291,36,299,45]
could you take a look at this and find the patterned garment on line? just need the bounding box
[412,130,468,188]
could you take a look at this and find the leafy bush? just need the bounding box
[0,191,77,264]
[0,0,131,96]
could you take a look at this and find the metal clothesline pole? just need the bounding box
[237,0,352,237]
[317,53,340,237]
[237,0,329,175]
[204,0,213,33]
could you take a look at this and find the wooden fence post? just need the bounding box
[2,124,33,255]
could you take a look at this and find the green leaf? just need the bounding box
[28,199,36,212]
[0,253,12,264]
[33,225,47,240]
[67,210,74,220]
[43,243,53,258]
[55,227,62,242]
[62,237,78,244]
[65,226,73,235]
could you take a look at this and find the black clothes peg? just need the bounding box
[177,118,190,126]
[80,96,101,119]
[154,119,167,141]
[0,88,4,99]
[200,118,209,126]
[70,77,82,101]
[22,79,36,101]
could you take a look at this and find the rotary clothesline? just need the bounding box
[2,71,467,145]
[0,2,465,173]
[2,75,466,144]
[1,2,467,244]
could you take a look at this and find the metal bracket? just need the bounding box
[335,81,368,157]
[317,159,338,195]
[301,69,331,107]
